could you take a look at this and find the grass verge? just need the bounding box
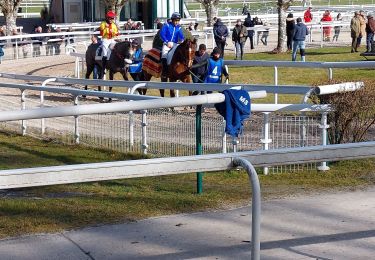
[0,131,374,239]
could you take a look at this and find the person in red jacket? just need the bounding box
[304,7,313,23]
[321,10,333,41]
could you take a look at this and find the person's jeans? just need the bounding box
[292,40,306,61]
[235,41,245,59]
[366,32,374,52]
[247,31,254,49]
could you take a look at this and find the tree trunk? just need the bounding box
[276,5,287,53]
[5,11,18,36]
[204,4,217,27]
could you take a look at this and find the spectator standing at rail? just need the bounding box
[260,21,270,46]
[232,19,247,60]
[333,13,343,42]
[53,27,64,55]
[154,18,163,30]
[253,17,263,45]
[366,13,375,52]
[321,10,332,42]
[357,10,367,48]
[31,25,43,57]
[191,44,209,91]
[286,13,295,51]
[244,13,255,50]
[351,11,361,52]
[44,26,54,56]
[124,18,134,30]
[304,7,313,23]
[160,12,184,77]
[292,17,309,62]
[99,10,119,74]
[213,18,228,58]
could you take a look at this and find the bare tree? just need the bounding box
[194,0,220,27]
[0,0,23,35]
[101,0,128,20]
[274,0,295,53]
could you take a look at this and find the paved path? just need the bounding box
[0,187,374,259]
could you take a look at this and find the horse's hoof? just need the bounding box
[108,98,112,103]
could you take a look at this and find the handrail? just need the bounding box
[0,95,331,123]
[1,141,373,188]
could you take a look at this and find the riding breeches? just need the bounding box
[161,42,177,59]
[101,38,115,57]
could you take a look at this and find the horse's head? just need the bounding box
[114,41,133,65]
[180,38,197,68]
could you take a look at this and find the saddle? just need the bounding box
[142,45,180,78]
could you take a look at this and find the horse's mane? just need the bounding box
[173,38,197,63]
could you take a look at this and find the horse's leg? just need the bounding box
[160,75,168,97]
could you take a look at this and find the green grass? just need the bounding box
[0,130,374,238]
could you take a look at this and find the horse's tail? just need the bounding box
[142,48,162,78]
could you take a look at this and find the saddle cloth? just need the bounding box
[142,48,162,78]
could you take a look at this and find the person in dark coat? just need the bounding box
[243,13,255,50]
[286,13,295,51]
[192,43,209,84]
[213,18,228,58]
[292,17,309,62]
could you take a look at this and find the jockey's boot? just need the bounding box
[102,56,107,75]
[161,58,168,78]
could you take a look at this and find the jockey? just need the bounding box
[99,10,119,73]
[160,12,185,77]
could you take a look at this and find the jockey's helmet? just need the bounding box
[171,12,181,21]
[106,11,116,19]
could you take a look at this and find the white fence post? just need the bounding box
[318,112,330,171]
[21,89,26,135]
[261,112,272,175]
[74,96,80,144]
[141,110,148,154]
[274,66,278,104]
[222,120,227,153]
[328,68,333,81]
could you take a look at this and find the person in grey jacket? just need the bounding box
[292,17,309,62]
[232,19,248,60]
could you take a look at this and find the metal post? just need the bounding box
[274,66,278,104]
[141,110,148,154]
[21,89,26,135]
[222,119,227,153]
[232,137,239,152]
[196,104,203,194]
[74,96,80,144]
[128,84,147,150]
[318,112,330,171]
[328,68,333,81]
[260,112,272,175]
[233,158,261,260]
[41,78,57,134]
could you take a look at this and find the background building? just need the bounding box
[50,0,184,28]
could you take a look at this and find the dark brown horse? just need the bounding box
[141,38,197,97]
[85,41,132,94]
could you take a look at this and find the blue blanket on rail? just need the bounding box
[214,89,251,137]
